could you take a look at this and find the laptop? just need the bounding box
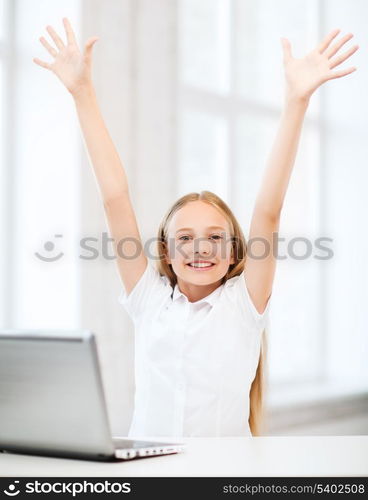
[0,329,186,461]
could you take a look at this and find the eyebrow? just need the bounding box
[175,225,227,234]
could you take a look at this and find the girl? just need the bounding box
[33,19,359,437]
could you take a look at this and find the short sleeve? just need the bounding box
[225,270,272,330]
[118,260,169,320]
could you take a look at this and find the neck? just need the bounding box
[176,277,222,303]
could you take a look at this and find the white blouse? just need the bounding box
[118,260,271,439]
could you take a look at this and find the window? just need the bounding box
[177,0,324,390]
[2,0,81,329]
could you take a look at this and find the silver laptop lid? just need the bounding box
[0,329,115,459]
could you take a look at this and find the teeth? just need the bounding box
[188,263,213,268]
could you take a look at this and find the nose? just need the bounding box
[192,238,215,259]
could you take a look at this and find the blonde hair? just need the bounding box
[155,190,268,436]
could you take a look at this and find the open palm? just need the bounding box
[281,29,359,101]
[33,17,99,96]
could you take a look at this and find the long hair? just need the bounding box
[155,190,268,436]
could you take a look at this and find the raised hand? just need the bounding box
[281,29,359,102]
[33,17,99,97]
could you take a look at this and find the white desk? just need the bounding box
[1,436,367,477]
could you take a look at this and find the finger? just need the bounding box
[62,17,78,46]
[39,36,57,58]
[33,57,52,70]
[328,66,357,80]
[280,37,292,61]
[84,36,99,62]
[317,28,340,54]
[46,24,65,51]
[329,44,359,70]
[325,32,354,59]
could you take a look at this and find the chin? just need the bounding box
[185,266,226,280]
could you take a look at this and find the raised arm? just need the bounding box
[245,29,359,314]
[33,17,147,294]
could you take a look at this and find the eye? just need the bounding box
[178,234,223,241]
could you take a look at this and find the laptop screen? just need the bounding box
[0,329,115,458]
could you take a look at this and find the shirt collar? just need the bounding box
[171,281,223,307]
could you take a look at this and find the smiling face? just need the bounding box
[164,201,235,295]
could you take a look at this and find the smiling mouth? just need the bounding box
[186,263,215,270]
